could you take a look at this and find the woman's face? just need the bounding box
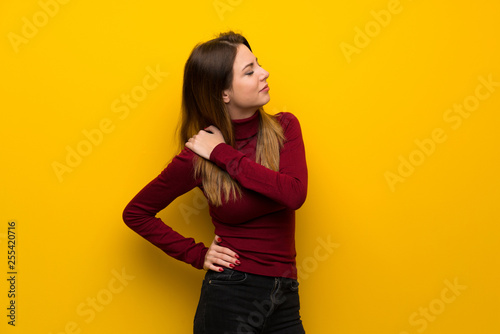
[223,44,270,119]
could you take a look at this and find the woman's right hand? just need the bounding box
[203,235,241,272]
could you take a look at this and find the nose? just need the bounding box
[261,67,269,81]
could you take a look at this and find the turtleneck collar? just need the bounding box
[232,110,260,140]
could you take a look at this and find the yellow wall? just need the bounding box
[1,1,499,333]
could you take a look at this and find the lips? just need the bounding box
[260,84,269,92]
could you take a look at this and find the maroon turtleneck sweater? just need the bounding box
[122,111,307,279]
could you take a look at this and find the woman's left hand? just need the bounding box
[185,125,225,159]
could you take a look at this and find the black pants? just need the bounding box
[193,268,305,334]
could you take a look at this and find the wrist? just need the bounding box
[209,142,227,161]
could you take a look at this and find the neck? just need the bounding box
[228,107,259,120]
[231,108,260,140]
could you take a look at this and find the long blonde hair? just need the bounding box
[178,32,284,206]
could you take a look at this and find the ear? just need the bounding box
[222,89,231,104]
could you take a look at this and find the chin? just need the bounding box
[261,95,271,106]
[257,102,270,110]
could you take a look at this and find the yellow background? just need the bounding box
[1,0,499,333]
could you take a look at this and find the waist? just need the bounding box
[212,212,297,278]
[205,267,299,286]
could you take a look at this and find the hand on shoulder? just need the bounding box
[185,125,226,160]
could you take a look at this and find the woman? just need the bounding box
[123,31,308,333]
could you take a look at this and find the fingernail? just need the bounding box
[219,267,224,272]
[235,260,241,265]
[229,264,235,268]
[216,237,222,243]
[234,254,239,259]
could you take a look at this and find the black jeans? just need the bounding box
[193,268,305,334]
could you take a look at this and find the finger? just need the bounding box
[207,264,225,272]
[204,259,239,271]
[205,251,233,268]
[214,245,238,258]
[209,247,240,265]
[207,256,236,269]
[214,235,222,244]
[204,259,224,272]
[203,128,214,134]
[208,250,238,263]
[205,125,220,134]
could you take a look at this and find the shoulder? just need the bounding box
[160,146,197,178]
[275,111,300,126]
[274,111,302,134]
[176,146,197,162]
[149,146,200,189]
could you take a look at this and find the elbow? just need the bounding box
[122,204,141,229]
[285,183,307,210]
[122,206,133,227]
[288,195,306,210]
[122,202,156,232]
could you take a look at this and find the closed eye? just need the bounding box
[243,58,261,75]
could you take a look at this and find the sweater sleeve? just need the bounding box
[122,148,208,269]
[209,112,308,210]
